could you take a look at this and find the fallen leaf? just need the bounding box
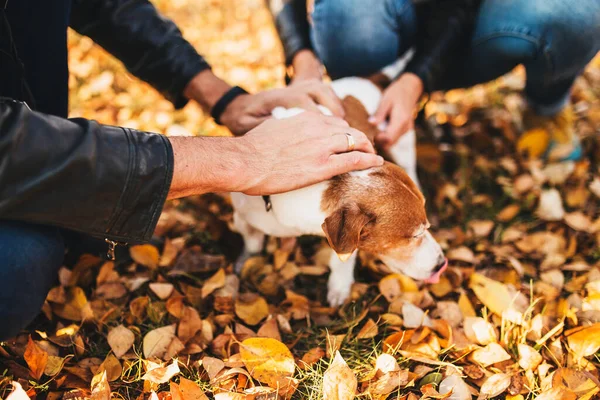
[322,351,357,400]
[368,370,415,396]
[357,318,378,339]
[142,359,180,384]
[300,347,326,369]
[143,324,176,359]
[536,189,565,221]
[130,244,160,268]
[5,382,30,400]
[149,282,174,300]
[469,273,515,315]
[439,375,471,400]
[24,337,48,380]
[239,337,295,390]
[518,344,542,371]
[566,323,600,358]
[171,377,209,400]
[477,373,511,399]
[464,317,497,345]
[107,325,135,358]
[202,269,226,298]
[564,211,593,232]
[235,293,269,326]
[471,343,512,367]
[52,286,92,321]
[403,303,432,328]
[98,354,122,382]
[178,306,203,343]
[90,370,111,400]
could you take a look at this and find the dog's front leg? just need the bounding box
[232,212,265,273]
[327,250,357,307]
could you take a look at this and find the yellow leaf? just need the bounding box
[566,323,600,358]
[470,343,511,367]
[24,337,48,380]
[240,337,295,391]
[469,273,514,315]
[235,293,269,326]
[130,244,160,268]
[322,351,357,400]
[98,354,122,382]
[517,344,542,371]
[107,325,135,358]
[202,269,226,298]
[52,286,92,321]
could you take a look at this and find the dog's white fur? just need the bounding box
[231,69,440,306]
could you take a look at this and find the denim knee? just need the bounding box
[310,0,417,78]
[0,221,64,340]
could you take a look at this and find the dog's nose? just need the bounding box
[423,257,448,284]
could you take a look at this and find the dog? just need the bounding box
[230,60,447,306]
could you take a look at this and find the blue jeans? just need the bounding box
[0,221,64,339]
[310,0,600,115]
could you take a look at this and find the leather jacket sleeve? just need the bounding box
[267,0,312,65]
[70,0,211,109]
[404,0,479,93]
[0,98,173,243]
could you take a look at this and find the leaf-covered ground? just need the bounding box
[2,0,600,399]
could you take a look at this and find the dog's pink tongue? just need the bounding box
[423,259,448,284]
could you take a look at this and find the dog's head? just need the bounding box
[321,162,446,283]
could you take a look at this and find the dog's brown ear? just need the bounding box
[321,203,373,261]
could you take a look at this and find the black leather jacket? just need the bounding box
[269,0,480,93]
[0,0,210,243]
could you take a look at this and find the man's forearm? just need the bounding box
[167,136,247,199]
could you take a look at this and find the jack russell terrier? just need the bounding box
[230,58,447,306]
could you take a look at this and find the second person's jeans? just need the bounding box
[310,0,600,115]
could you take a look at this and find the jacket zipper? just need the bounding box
[104,238,128,261]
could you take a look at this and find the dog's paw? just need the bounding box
[327,276,354,307]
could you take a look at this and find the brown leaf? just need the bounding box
[149,282,174,300]
[356,318,378,339]
[98,354,122,382]
[143,324,176,359]
[477,373,511,399]
[470,343,511,367]
[178,306,203,343]
[52,286,93,321]
[130,244,160,268]
[171,377,209,400]
[107,325,135,358]
[142,359,180,384]
[202,269,226,298]
[564,211,593,232]
[300,347,326,369]
[322,351,357,400]
[235,293,269,326]
[90,370,111,400]
[257,317,282,341]
[24,337,48,380]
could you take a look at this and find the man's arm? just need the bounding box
[0,99,382,243]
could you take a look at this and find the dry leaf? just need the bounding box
[322,351,357,400]
[477,373,511,399]
[566,323,600,358]
[518,344,542,370]
[130,244,160,268]
[471,343,512,367]
[52,286,92,321]
[235,293,269,326]
[202,269,226,298]
[143,324,176,359]
[468,220,494,238]
[142,359,180,384]
[403,302,432,328]
[91,370,111,400]
[439,375,471,400]
[564,211,593,232]
[368,370,415,396]
[107,325,135,358]
[469,273,515,315]
[178,306,203,343]
[171,377,209,400]
[536,189,565,221]
[357,318,378,339]
[464,317,497,345]
[239,337,295,390]
[24,337,48,380]
[149,282,174,300]
[300,347,326,369]
[5,382,30,400]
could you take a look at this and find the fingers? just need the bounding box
[306,83,345,118]
[325,152,385,178]
[371,98,392,126]
[376,106,412,149]
[329,129,375,154]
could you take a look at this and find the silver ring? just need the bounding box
[345,133,355,152]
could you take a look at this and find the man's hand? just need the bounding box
[167,112,383,199]
[220,80,344,135]
[291,49,324,82]
[184,69,343,136]
[370,73,423,148]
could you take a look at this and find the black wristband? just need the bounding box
[210,86,249,125]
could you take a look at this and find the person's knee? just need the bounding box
[0,222,64,340]
[311,0,416,78]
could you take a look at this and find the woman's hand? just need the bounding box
[291,49,324,82]
[370,73,423,148]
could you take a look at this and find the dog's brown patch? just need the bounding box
[341,95,379,144]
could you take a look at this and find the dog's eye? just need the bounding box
[412,231,424,239]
